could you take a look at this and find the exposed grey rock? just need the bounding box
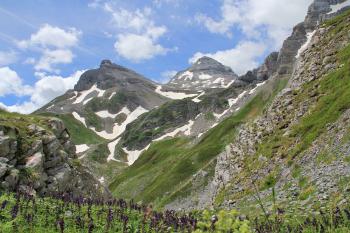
[0,135,17,160]
[0,161,9,178]
[0,116,110,198]
[167,56,238,91]
[240,52,279,83]
[25,151,44,172]
[5,169,19,190]
[48,119,66,137]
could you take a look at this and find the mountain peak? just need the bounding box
[73,60,155,92]
[191,56,233,73]
[100,59,113,68]
[167,56,237,91]
[195,56,220,64]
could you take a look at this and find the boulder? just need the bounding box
[0,161,9,178]
[25,151,44,172]
[5,169,19,190]
[48,118,66,138]
[0,136,17,160]
[43,138,61,156]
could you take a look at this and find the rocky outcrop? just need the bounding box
[276,23,307,75]
[165,1,350,212]
[167,57,238,91]
[0,114,109,198]
[276,0,349,76]
[217,11,348,210]
[240,52,279,83]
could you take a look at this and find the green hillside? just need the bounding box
[109,76,288,207]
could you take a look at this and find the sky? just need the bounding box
[0,0,313,113]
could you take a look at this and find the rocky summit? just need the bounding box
[167,56,238,91]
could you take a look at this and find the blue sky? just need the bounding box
[0,0,312,113]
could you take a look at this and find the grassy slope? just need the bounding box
[216,10,350,211]
[255,11,350,162]
[109,76,288,207]
[38,113,106,145]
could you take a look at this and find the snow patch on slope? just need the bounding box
[124,144,151,165]
[222,80,235,88]
[93,106,148,140]
[192,92,205,103]
[72,112,87,127]
[95,107,130,119]
[73,107,147,140]
[249,81,266,94]
[296,30,316,58]
[214,91,248,119]
[178,71,194,81]
[155,86,198,99]
[73,84,105,105]
[107,138,121,162]
[76,144,89,154]
[108,93,116,100]
[328,0,350,14]
[154,120,194,142]
[198,74,212,80]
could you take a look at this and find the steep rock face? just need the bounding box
[166,9,350,212]
[212,19,350,211]
[276,23,307,75]
[240,52,279,83]
[0,112,109,198]
[167,57,238,91]
[276,0,349,76]
[164,3,350,211]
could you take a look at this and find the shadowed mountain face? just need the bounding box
[74,60,156,93]
[167,57,238,91]
[36,60,170,138]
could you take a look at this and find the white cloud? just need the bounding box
[196,0,313,47]
[0,67,32,97]
[100,3,172,62]
[196,1,241,37]
[189,41,266,75]
[0,51,18,66]
[88,0,103,8]
[0,68,84,114]
[29,71,83,108]
[34,49,74,73]
[17,24,81,73]
[18,24,81,49]
[104,6,153,32]
[114,33,168,62]
[153,0,181,8]
[192,0,313,74]
[160,70,177,83]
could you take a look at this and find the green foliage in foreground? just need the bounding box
[0,192,252,233]
[2,192,350,232]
